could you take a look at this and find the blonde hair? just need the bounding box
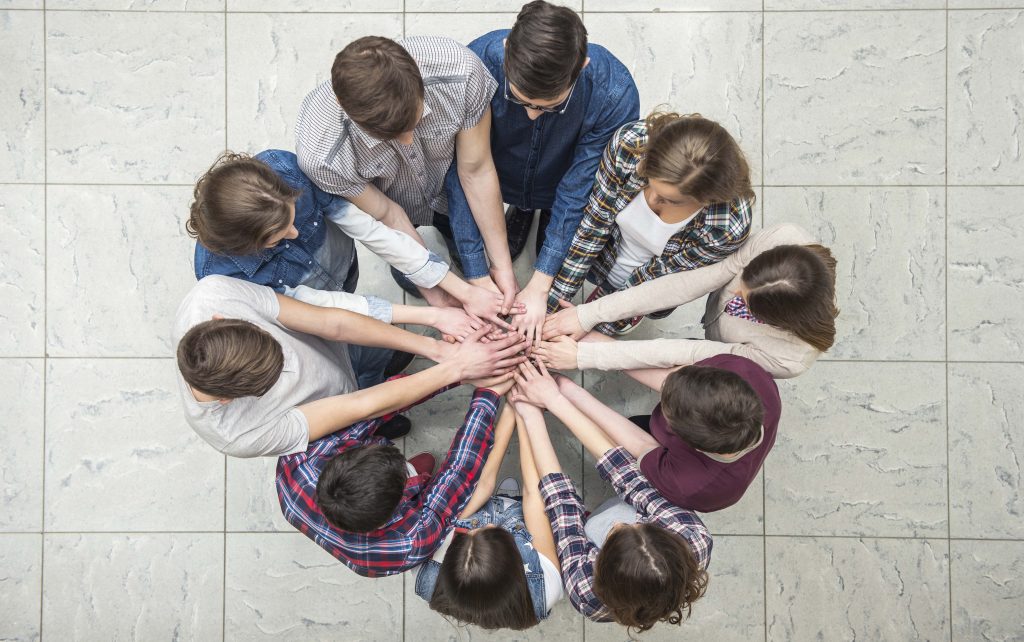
[633,111,755,206]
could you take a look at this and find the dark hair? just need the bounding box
[743,243,839,353]
[187,152,299,256]
[505,0,588,100]
[331,36,424,140]
[177,318,284,399]
[635,111,756,206]
[429,529,539,630]
[315,444,408,532]
[660,365,764,454]
[594,524,708,632]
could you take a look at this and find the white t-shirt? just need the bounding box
[584,496,641,546]
[172,275,358,458]
[605,191,699,289]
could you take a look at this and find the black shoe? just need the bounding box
[647,307,675,320]
[628,414,653,434]
[377,414,412,440]
[391,266,424,299]
[535,209,551,257]
[506,206,534,261]
[384,350,416,378]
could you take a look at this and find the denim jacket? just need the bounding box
[194,150,355,293]
[444,30,640,278]
[414,496,551,621]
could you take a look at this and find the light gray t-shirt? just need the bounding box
[584,496,641,546]
[172,275,358,458]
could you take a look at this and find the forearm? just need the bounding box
[458,167,512,271]
[545,394,618,461]
[459,405,516,518]
[520,412,562,478]
[557,378,661,458]
[390,304,438,328]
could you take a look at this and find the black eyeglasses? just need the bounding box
[504,76,578,114]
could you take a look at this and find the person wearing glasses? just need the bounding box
[444,0,640,346]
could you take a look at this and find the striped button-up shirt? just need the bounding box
[539,447,713,622]
[276,385,500,578]
[295,36,498,226]
[547,119,752,334]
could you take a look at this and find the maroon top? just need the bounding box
[639,354,781,512]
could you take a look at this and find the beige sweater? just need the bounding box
[575,224,822,379]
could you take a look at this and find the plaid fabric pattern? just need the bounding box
[724,295,765,324]
[295,36,498,226]
[276,383,500,578]
[547,119,753,334]
[539,447,713,622]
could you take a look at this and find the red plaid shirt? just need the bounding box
[276,384,500,578]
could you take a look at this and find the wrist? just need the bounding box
[425,337,445,363]
[526,272,554,292]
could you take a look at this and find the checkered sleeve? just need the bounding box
[539,473,614,621]
[460,48,498,130]
[595,447,713,570]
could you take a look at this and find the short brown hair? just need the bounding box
[635,111,756,206]
[316,444,408,532]
[660,365,764,454]
[176,318,284,399]
[594,524,708,632]
[332,36,424,140]
[187,152,298,256]
[743,243,839,352]
[505,0,588,100]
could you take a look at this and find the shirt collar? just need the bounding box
[700,424,765,463]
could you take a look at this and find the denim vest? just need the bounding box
[414,496,550,621]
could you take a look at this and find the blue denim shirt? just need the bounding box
[194,150,353,293]
[444,30,640,278]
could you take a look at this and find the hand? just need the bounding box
[430,306,482,342]
[465,372,515,395]
[490,266,521,317]
[461,279,525,330]
[511,359,562,410]
[510,391,546,423]
[542,298,585,341]
[512,281,549,348]
[533,335,579,371]
[444,325,529,380]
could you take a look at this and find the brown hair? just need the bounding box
[429,529,539,630]
[316,444,408,532]
[176,318,284,399]
[660,365,764,454]
[594,524,708,632]
[743,243,839,352]
[187,152,299,256]
[332,36,424,140]
[505,0,588,100]
[634,111,755,206]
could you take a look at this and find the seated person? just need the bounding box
[276,375,516,578]
[415,407,563,629]
[540,223,839,379]
[546,110,755,335]
[549,353,780,512]
[188,150,518,334]
[510,360,711,630]
[174,275,526,457]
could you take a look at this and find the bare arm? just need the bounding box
[555,376,661,460]
[459,405,517,518]
[515,408,560,571]
[346,183,426,246]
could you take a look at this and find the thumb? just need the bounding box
[556,298,575,309]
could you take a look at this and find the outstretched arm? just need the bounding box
[515,407,560,572]
[458,405,517,518]
[555,376,661,460]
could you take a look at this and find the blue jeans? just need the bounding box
[346,343,394,390]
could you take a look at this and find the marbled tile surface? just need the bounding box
[766,363,947,537]
[44,359,224,532]
[587,11,763,181]
[949,10,1024,184]
[949,363,1024,539]
[766,537,950,641]
[0,534,42,642]
[764,187,946,361]
[0,11,44,183]
[767,0,942,7]
[948,187,1024,361]
[406,0,580,10]
[43,533,223,641]
[764,11,945,185]
[225,533,403,641]
[46,11,225,184]
[0,186,45,357]
[405,13,517,45]
[46,0,223,9]
[0,360,43,532]
[226,457,292,532]
[46,186,195,358]
[951,540,1024,640]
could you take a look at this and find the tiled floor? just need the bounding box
[0,1,1022,640]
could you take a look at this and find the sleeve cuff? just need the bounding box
[538,472,579,503]
[575,303,601,332]
[575,341,598,370]
[533,244,564,277]
[403,251,450,289]
[459,250,490,280]
[595,447,636,483]
[365,296,394,324]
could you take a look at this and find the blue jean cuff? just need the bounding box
[533,244,565,277]
[459,250,490,280]
[365,296,394,324]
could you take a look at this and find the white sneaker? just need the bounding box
[497,477,521,498]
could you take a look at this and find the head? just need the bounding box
[332,36,424,140]
[660,365,764,455]
[428,528,539,630]
[315,444,408,532]
[593,524,708,632]
[742,244,839,353]
[504,1,588,118]
[187,152,300,256]
[177,319,284,400]
[635,111,755,210]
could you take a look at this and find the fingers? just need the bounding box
[486,313,515,332]
[556,298,575,309]
[494,355,528,370]
[536,358,551,378]
[464,324,492,344]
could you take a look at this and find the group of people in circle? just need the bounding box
[173,1,839,633]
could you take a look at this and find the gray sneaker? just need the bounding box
[497,476,521,498]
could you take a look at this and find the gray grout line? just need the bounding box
[761,7,768,640]
[39,2,48,638]
[9,7,1024,12]
[945,6,954,639]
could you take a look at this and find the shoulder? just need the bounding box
[697,353,780,408]
[611,119,647,148]
[401,35,483,78]
[255,150,307,188]
[468,29,509,63]
[585,42,636,89]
